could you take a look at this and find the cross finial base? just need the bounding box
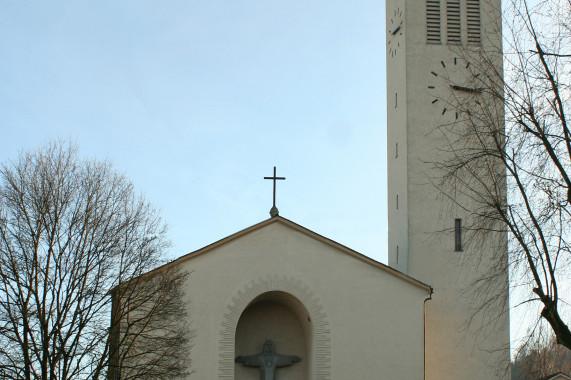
[264,167,285,218]
[269,206,279,217]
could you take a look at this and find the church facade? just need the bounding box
[117,0,511,378]
[180,217,431,379]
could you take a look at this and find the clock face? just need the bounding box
[428,56,483,121]
[388,6,404,58]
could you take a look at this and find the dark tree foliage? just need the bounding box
[512,332,571,380]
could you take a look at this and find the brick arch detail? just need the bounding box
[218,275,331,379]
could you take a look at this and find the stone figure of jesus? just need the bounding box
[235,339,301,380]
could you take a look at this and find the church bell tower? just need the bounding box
[386,0,510,378]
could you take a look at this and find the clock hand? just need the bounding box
[451,85,482,93]
[391,22,402,35]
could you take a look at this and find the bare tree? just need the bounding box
[432,0,571,350]
[0,141,191,380]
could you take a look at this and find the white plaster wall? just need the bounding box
[386,0,409,274]
[386,0,510,378]
[179,221,428,379]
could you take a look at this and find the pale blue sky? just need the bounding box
[0,1,388,261]
[2,0,559,355]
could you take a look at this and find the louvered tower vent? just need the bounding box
[426,0,441,44]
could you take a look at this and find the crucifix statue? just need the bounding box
[264,166,285,217]
[235,340,301,380]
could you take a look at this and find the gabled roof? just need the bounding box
[541,373,571,380]
[166,215,432,292]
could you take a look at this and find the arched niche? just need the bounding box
[235,291,310,380]
[218,275,331,380]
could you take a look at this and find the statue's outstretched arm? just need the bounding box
[275,354,301,367]
[235,355,261,367]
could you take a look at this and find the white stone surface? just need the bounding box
[386,0,510,378]
[175,217,429,379]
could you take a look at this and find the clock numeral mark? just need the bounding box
[455,112,459,120]
[442,107,447,115]
[432,99,439,104]
[441,61,446,68]
[466,61,470,69]
[428,85,435,89]
[396,142,398,158]
[395,93,398,108]
[431,71,438,77]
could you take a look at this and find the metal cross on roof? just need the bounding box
[264,166,285,217]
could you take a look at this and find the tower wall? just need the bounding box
[386,0,510,378]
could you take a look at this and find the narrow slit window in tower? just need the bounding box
[447,0,461,44]
[426,0,441,44]
[454,218,462,251]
